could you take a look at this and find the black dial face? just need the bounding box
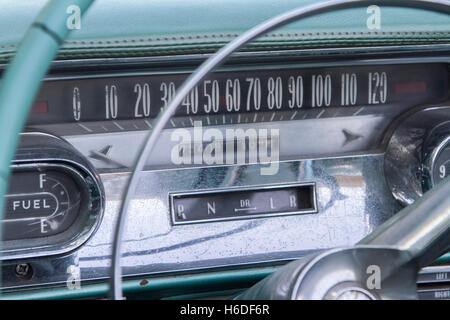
[28,63,448,135]
[2,166,82,241]
[432,139,450,186]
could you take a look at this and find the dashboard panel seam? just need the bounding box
[1,40,448,62]
[1,31,450,51]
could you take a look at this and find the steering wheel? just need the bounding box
[0,0,448,300]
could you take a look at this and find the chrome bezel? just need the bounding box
[424,135,450,188]
[0,46,449,292]
[170,182,317,225]
[0,133,105,261]
[384,105,450,206]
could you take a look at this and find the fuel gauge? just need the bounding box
[3,166,82,240]
[0,132,104,260]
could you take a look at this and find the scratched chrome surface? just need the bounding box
[1,153,400,289]
[385,106,450,206]
[3,52,449,291]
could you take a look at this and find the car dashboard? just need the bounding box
[0,0,449,300]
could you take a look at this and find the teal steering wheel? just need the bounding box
[0,0,94,247]
[0,0,94,289]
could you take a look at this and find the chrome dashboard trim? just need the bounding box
[384,105,450,205]
[1,153,401,290]
[1,163,99,260]
[1,48,449,292]
[426,135,450,187]
[0,133,105,261]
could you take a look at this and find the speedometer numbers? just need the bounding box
[29,63,449,131]
[68,71,389,122]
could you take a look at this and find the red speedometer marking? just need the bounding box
[31,101,48,114]
[394,81,427,94]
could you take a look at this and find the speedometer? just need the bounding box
[29,63,448,133]
[26,61,449,171]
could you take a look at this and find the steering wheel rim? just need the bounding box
[0,0,94,291]
[110,0,450,300]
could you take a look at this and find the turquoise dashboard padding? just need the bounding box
[0,0,94,291]
[0,0,449,61]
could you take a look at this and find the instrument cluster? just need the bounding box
[0,53,449,298]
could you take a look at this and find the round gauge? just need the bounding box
[430,136,450,186]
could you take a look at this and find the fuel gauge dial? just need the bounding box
[3,166,82,240]
[0,132,104,260]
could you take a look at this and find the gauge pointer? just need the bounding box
[342,129,363,146]
[89,145,128,168]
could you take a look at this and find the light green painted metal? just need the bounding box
[0,0,94,292]
[1,252,448,300]
[0,266,278,300]
[161,289,244,300]
[435,252,450,264]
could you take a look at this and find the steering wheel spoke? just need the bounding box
[239,177,450,300]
